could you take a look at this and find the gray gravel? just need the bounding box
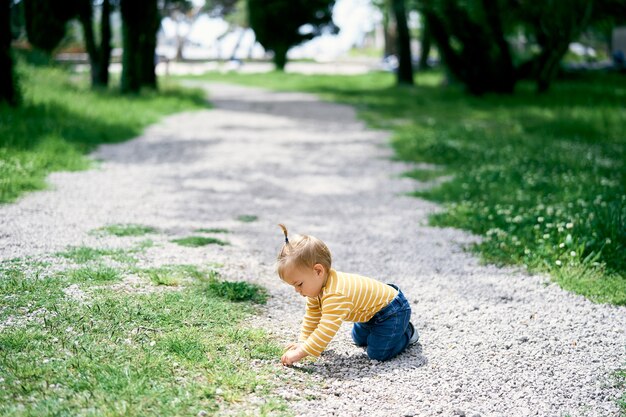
[1,82,624,417]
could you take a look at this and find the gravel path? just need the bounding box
[1,82,624,417]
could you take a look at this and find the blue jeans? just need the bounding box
[351,284,412,361]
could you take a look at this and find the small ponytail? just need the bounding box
[278,223,289,244]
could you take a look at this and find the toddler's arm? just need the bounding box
[300,293,353,358]
[299,297,322,342]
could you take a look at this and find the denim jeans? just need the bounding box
[351,284,412,361]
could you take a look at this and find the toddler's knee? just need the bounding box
[366,348,393,362]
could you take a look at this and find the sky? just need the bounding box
[159,0,381,60]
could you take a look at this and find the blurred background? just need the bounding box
[2,0,626,95]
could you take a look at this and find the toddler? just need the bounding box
[276,224,419,366]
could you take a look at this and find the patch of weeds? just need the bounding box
[94,223,158,237]
[206,279,268,304]
[135,264,212,287]
[67,265,121,284]
[0,260,284,416]
[171,236,229,247]
[196,228,230,234]
[237,215,258,223]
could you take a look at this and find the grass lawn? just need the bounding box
[182,70,626,306]
[0,63,207,204]
[0,252,285,416]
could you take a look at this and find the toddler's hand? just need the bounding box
[281,343,307,366]
[283,342,300,352]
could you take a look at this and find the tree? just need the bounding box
[420,0,515,94]
[247,0,337,70]
[23,0,76,56]
[392,0,413,85]
[162,0,194,61]
[1,0,19,106]
[120,0,160,93]
[417,0,602,94]
[77,0,113,88]
[514,0,594,93]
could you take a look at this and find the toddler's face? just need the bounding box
[282,263,326,298]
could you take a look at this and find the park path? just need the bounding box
[1,82,625,417]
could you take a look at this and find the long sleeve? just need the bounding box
[301,293,353,358]
[299,297,322,342]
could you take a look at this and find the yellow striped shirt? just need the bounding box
[299,269,398,358]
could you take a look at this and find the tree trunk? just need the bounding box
[230,28,246,60]
[1,0,19,106]
[536,42,570,93]
[392,0,413,85]
[174,15,184,61]
[418,17,431,70]
[140,0,158,89]
[422,2,515,95]
[77,1,100,88]
[120,0,159,93]
[247,32,256,59]
[382,1,397,58]
[481,0,515,93]
[121,7,141,93]
[96,0,111,87]
[273,44,288,71]
[533,1,593,93]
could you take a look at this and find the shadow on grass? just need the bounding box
[0,64,208,203]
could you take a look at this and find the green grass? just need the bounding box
[56,246,136,264]
[0,260,285,416]
[93,224,158,237]
[237,215,258,223]
[196,228,230,234]
[172,236,229,247]
[67,264,122,284]
[181,70,626,305]
[0,63,207,204]
[135,264,208,287]
[207,279,268,304]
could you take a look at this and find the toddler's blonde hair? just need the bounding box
[276,224,332,280]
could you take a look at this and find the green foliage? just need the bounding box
[247,0,336,69]
[188,70,626,305]
[23,0,77,53]
[0,64,206,204]
[418,0,595,93]
[171,236,230,247]
[0,261,283,416]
